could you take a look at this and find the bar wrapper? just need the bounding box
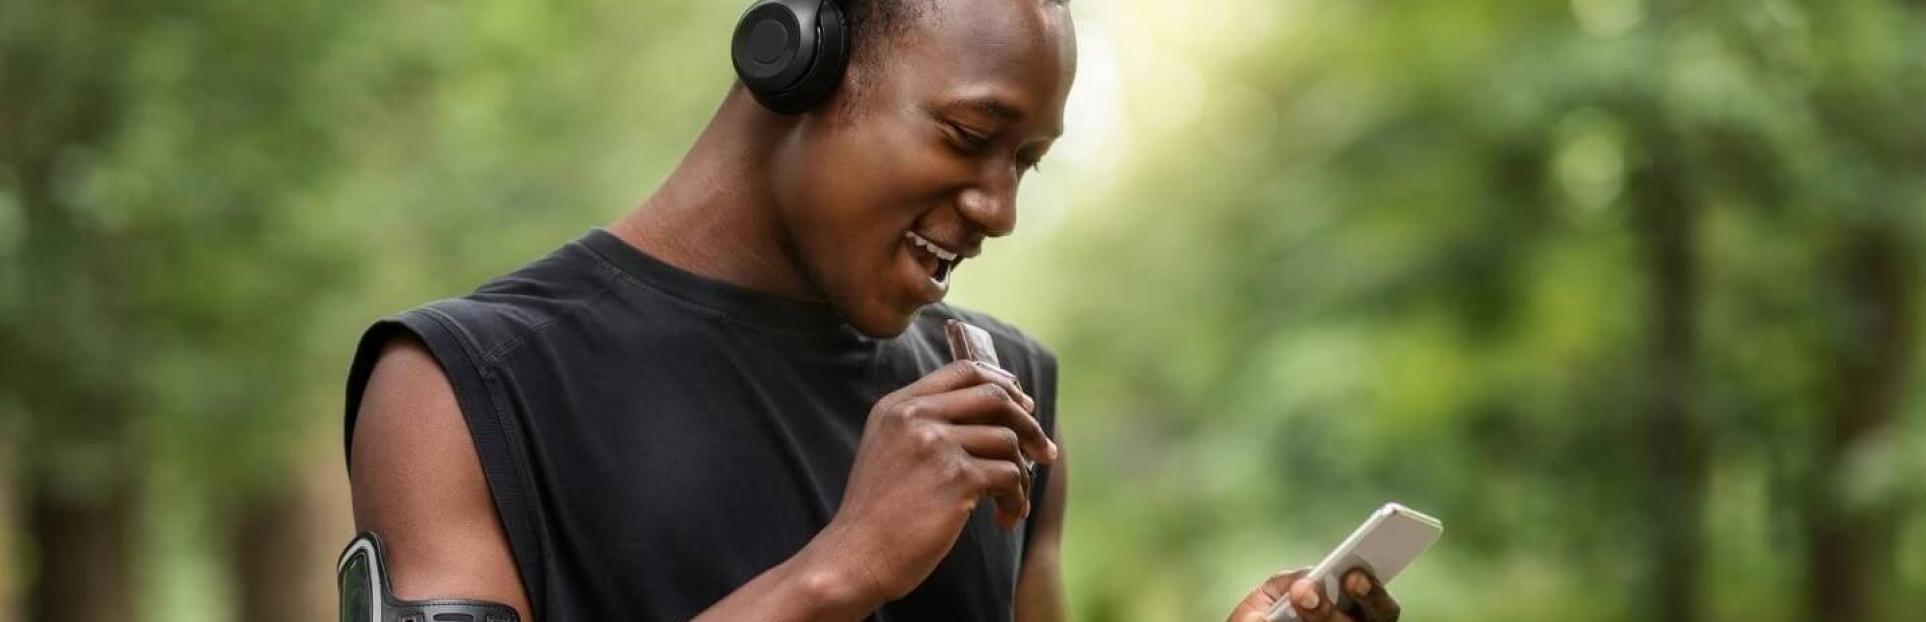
[945,319,1002,368]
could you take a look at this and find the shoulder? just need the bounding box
[350,336,464,479]
[342,235,625,461]
[416,239,628,361]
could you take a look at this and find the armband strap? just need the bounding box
[337,531,522,622]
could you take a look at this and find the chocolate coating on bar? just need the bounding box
[945,319,1002,368]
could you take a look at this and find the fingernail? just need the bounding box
[1347,573,1369,597]
[1293,584,1320,609]
[1047,441,1060,461]
[973,361,1016,379]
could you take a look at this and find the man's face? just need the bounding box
[770,0,1076,337]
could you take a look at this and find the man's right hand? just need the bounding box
[816,360,1059,602]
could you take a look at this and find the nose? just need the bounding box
[956,169,1018,238]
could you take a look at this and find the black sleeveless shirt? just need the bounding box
[343,229,1059,621]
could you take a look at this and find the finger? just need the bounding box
[950,384,1052,464]
[965,456,1030,527]
[951,424,1024,464]
[1343,569,1401,622]
[962,361,1037,414]
[950,424,1033,501]
[896,360,1036,413]
[908,385,1055,465]
[1289,578,1357,622]
[1228,569,1307,622]
[1259,569,1309,603]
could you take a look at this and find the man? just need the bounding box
[343,0,1404,620]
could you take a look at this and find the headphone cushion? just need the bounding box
[732,0,848,114]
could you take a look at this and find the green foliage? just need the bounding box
[1007,1,1926,620]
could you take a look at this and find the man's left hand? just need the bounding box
[1225,567,1402,622]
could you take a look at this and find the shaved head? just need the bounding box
[837,0,1074,121]
[843,0,1070,66]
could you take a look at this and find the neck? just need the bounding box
[608,87,821,301]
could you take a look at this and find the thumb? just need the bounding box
[1226,569,1309,622]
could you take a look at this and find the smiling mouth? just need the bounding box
[905,231,961,286]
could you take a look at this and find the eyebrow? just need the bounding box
[946,97,1064,140]
[958,98,1024,123]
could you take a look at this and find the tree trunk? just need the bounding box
[1631,129,1707,622]
[0,435,17,622]
[1802,225,1913,622]
[233,429,357,621]
[26,480,134,622]
[234,490,310,621]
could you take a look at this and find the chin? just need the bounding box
[843,301,923,339]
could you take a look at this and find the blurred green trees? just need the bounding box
[2,0,1921,621]
[1007,1,1925,620]
[3,0,369,617]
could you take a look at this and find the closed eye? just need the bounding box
[946,121,993,151]
[1017,144,1050,174]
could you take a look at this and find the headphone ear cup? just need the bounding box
[732,0,848,114]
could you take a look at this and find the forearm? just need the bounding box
[1013,545,1064,622]
[1016,443,1069,622]
[694,527,884,622]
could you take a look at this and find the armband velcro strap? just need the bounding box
[338,532,522,622]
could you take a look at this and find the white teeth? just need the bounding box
[903,231,960,262]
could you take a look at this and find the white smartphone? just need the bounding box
[1264,502,1443,622]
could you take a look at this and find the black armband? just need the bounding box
[337,532,522,622]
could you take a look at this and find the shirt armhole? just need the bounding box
[342,307,549,612]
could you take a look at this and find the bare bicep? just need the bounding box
[350,335,533,620]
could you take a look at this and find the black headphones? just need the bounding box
[731,0,850,114]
